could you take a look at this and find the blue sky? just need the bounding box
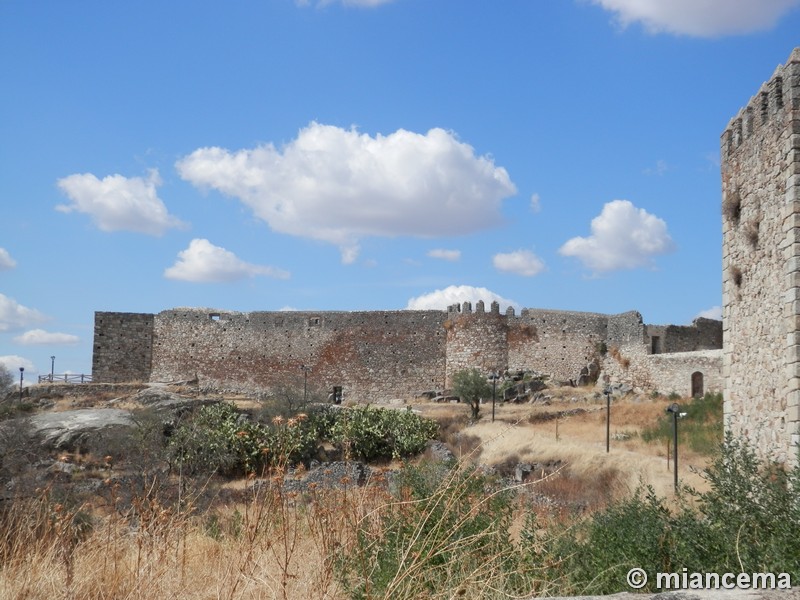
[1,0,799,381]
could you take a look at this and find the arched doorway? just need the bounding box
[691,371,704,398]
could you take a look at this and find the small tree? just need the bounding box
[0,366,13,399]
[452,368,492,420]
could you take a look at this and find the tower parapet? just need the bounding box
[444,300,509,386]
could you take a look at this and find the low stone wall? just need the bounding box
[602,348,723,398]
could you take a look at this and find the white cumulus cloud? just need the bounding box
[164,238,290,283]
[13,329,80,346]
[0,294,47,332]
[0,355,37,383]
[0,248,17,271]
[56,169,187,236]
[427,249,462,262]
[644,159,669,176]
[559,200,675,274]
[406,285,519,312]
[696,306,723,321]
[493,249,546,277]
[590,0,800,36]
[530,193,542,213]
[176,122,516,264]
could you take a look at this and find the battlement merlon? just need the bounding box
[721,47,800,161]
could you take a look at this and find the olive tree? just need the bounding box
[0,365,13,399]
[451,368,492,420]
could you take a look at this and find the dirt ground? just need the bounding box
[412,387,715,500]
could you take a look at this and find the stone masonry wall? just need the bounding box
[660,318,724,353]
[444,301,508,386]
[507,308,609,384]
[602,348,723,398]
[722,48,800,466]
[646,350,723,398]
[91,312,154,383]
[93,305,722,405]
[149,308,447,404]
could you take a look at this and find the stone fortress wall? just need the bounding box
[93,302,722,404]
[92,312,154,384]
[721,48,800,466]
[89,47,800,468]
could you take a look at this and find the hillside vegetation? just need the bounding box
[0,381,797,599]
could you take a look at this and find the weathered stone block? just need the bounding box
[783,202,800,222]
[785,300,800,318]
[787,344,800,364]
[787,360,800,381]
[786,288,800,305]
[783,211,800,232]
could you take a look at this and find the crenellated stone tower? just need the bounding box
[721,48,800,465]
[444,301,508,386]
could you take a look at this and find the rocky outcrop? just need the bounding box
[24,408,134,449]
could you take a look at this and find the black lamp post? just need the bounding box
[605,386,612,453]
[18,367,24,402]
[489,372,499,423]
[50,356,55,382]
[666,402,681,492]
[300,365,312,405]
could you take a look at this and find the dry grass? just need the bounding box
[416,390,712,501]
[0,389,720,598]
[0,477,382,600]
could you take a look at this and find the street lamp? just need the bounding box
[666,402,682,492]
[18,367,24,403]
[50,356,55,382]
[488,372,499,423]
[605,386,612,453]
[300,365,312,405]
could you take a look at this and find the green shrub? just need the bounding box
[641,392,723,454]
[168,402,437,475]
[329,405,438,461]
[337,461,536,599]
[168,402,270,476]
[687,435,800,576]
[544,486,675,594]
[542,435,800,594]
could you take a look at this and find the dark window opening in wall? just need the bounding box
[691,371,704,398]
[332,386,343,404]
[651,336,662,354]
[309,317,321,326]
[210,313,221,321]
